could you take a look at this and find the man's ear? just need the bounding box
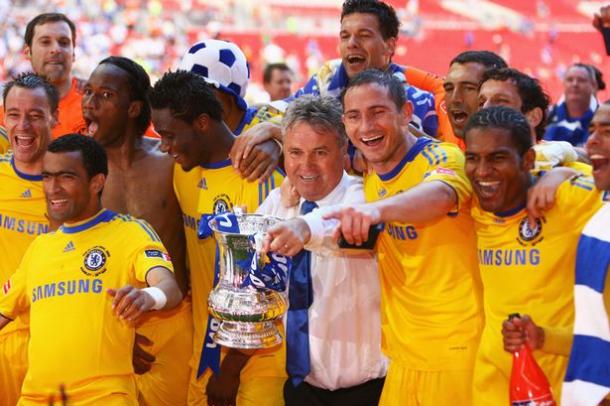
[523,147,536,171]
[384,36,397,60]
[90,173,106,196]
[401,101,414,125]
[524,107,543,130]
[24,44,32,61]
[193,113,210,133]
[128,101,142,120]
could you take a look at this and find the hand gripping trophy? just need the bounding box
[199,210,290,349]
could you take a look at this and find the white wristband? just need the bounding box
[143,287,167,310]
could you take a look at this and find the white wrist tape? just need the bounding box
[143,287,167,310]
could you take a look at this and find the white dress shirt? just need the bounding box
[257,172,387,390]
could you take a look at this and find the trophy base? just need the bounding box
[214,321,282,349]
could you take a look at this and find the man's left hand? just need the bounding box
[108,285,155,323]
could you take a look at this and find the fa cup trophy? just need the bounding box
[200,211,289,349]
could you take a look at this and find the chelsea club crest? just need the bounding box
[517,217,543,245]
[81,246,110,277]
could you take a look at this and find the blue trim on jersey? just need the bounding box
[234,107,258,136]
[0,127,8,142]
[61,209,117,234]
[11,157,43,181]
[378,138,435,181]
[494,203,526,218]
[136,220,161,242]
[200,159,232,169]
[275,167,286,177]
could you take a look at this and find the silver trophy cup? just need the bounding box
[208,214,287,349]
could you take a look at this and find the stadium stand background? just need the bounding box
[1,0,608,104]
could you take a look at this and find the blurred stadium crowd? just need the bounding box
[1,0,608,103]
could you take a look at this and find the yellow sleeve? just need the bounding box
[130,220,175,283]
[555,176,604,228]
[422,143,472,206]
[0,244,33,319]
[541,325,573,356]
[563,161,593,176]
[0,126,8,155]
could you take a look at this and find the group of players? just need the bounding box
[0,0,609,405]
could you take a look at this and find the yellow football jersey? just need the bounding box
[0,153,48,335]
[0,209,174,401]
[364,137,482,371]
[471,176,604,405]
[173,159,285,399]
[0,126,8,154]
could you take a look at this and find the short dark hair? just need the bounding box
[342,69,406,111]
[48,134,108,179]
[99,56,151,135]
[24,13,76,47]
[149,70,223,123]
[263,63,292,84]
[465,106,532,156]
[341,0,400,40]
[450,51,507,70]
[481,68,550,141]
[3,73,59,113]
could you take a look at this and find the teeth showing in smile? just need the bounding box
[300,175,317,181]
[361,134,383,146]
[476,181,500,198]
[16,136,35,147]
[87,122,99,136]
[347,56,365,64]
[50,199,68,206]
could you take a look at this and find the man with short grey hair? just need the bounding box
[258,95,386,405]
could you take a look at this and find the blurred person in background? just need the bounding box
[544,63,599,147]
[263,62,293,102]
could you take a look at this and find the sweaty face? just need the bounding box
[444,62,487,138]
[82,63,133,146]
[342,82,410,174]
[265,69,293,101]
[152,108,207,172]
[42,151,102,224]
[465,127,533,213]
[25,21,74,85]
[339,13,396,79]
[564,66,594,106]
[284,121,345,201]
[4,86,56,169]
[586,104,610,190]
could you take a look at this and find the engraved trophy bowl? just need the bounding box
[208,213,287,349]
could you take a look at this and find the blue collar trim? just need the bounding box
[234,107,258,136]
[494,203,526,218]
[201,158,232,169]
[61,209,117,234]
[378,137,434,181]
[11,157,42,181]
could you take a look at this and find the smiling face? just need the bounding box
[465,126,534,213]
[42,150,104,224]
[284,121,346,201]
[339,12,396,79]
[342,82,411,174]
[25,21,74,85]
[152,107,209,171]
[4,86,56,170]
[82,63,133,146]
[444,62,487,138]
[586,103,610,190]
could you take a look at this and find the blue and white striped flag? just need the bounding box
[563,204,610,405]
